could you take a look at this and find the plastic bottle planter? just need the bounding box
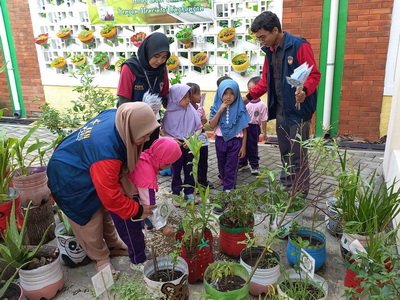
[340,232,371,261]
[56,28,72,46]
[203,262,250,300]
[218,27,236,43]
[325,197,342,236]
[93,53,110,69]
[12,166,51,207]
[166,55,180,71]
[176,28,193,46]
[287,228,326,272]
[50,57,67,72]
[55,223,88,268]
[130,32,146,47]
[115,58,127,71]
[78,30,94,48]
[240,247,281,296]
[191,52,208,67]
[19,254,64,300]
[0,188,24,236]
[218,212,254,257]
[176,228,214,284]
[100,26,118,45]
[232,54,250,72]
[271,210,301,238]
[277,269,328,300]
[143,255,189,299]
[71,54,86,67]
[34,34,49,49]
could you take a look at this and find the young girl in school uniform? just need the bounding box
[162,84,201,204]
[209,79,251,211]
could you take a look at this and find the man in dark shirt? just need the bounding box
[243,11,321,196]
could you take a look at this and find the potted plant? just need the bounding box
[50,57,67,71]
[176,28,193,45]
[0,201,64,300]
[191,52,208,67]
[277,269,328,300]
[78,29,94,48]
[115,57,127,71]
[217,27,236,43]
[336,151,400,259]
[239,232,281,296]
[55,210,89,268]
[344,229,400,299]
[71,54,86,67]
[130,31,146,47]
[56,27,72,45]
[166,55,179,71]
[143,245,189,299]
[231,53,250,72]
[203,261,250,299]
[34,33,49,49]
[212,183,263,257]
[93,52,110,69]
[173,135,218,284]
[286,221,327,272]
[100,24,118,45]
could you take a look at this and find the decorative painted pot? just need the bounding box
[56,28,71,40]
[130,32,146,47]
[100,26,117,39]
[78,30,94,47]
[115,58,127,71]
[176,229,214,284]
[204,262,250,300]
[218,27,236,43]
[167,55,180,71]
[287,228,327,272]
[19,254,64,300]
[219,212,253,257]
[34,34,49,48]
[240,247,280,296]
[176,28,193,45]
[55,223,88,268]
[93,53,110,69]
[143,255,189,299]
[71,54,86,66]
[277,269,328,300]
[191,52,208,67]
[12,166,50,207]
[232,54,249,72]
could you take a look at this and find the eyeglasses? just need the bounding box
[256,31,272,42]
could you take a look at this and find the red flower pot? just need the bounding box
[176,229,214,284]
[219,225,253,257]
[0,189,24,235]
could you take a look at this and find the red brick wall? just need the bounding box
[283,0,392,140]
[0,0,45,118]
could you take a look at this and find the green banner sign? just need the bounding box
[88,0,213,25]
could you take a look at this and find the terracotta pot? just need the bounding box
[19,254,64,300]
[176,229,214,284]
[12,166,50,207]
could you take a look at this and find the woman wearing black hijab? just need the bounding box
[117,32,171,149]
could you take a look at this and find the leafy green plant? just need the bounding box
[169,70,185,85]
[206,261,235,287]
[0,201,53,269]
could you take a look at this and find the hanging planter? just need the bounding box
[115,57,127,71]
[71,54,86,67]
[218,27,236,43]
[191,52,208,67]
[56,27,72,46]
[100,24,118,45]
[78,30,94,48]
[34,34,49,49]
[50,57,67,72]
[176,28,193,46]
[93,52,110,69]
[166,55,179,71]
[231,54,250,72]
[130,32,146,47]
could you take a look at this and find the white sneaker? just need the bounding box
[238,164,248,171]
[130,262,145,273]
[250,167,259,175]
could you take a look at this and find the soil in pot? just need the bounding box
[219,213,253,229]
[294,233,324,247]
[242,250,279,269]
[0,282,22,300]
[148,269,184,282]
[207,274,246,292]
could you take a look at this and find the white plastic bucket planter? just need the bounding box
[143,255,189,299]
[277,269,328,300]
[240,247,280,296]
[271,210,301,238]
[19,254,64,300]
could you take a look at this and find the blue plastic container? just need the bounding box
[287,228,326,271]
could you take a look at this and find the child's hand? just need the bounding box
[238,147,246,159]
[220,102,229,111]
[263,133,268,142]
[162,226,175,237]
[201,117,207,125]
